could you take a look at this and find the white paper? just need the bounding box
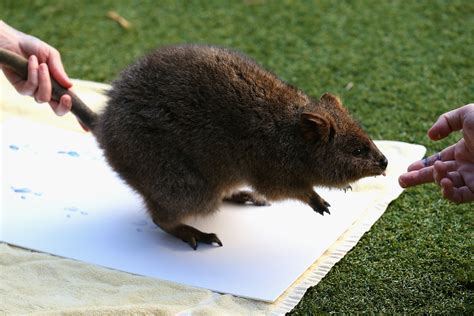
[0,118,425,302]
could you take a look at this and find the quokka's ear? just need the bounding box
[299,112,335,142]
[320,93,344,107]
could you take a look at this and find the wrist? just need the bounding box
[0,21,22,53]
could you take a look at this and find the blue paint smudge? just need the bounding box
[64,207,79,212]
[80,211,88,215]
[9,145,19,150]
[11,187,32,193]
[58,151,80,157]
[66,214,71,218]
[11,187,42,200]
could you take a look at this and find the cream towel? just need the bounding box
[0,74,425,315]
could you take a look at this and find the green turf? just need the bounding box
[2,0,473,313]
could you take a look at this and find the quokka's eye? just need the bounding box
[352,147,367,156]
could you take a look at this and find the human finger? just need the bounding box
[60,94,72,112]
[47,49,72,89]
[421,152,442,169]
[406,159,426,172]
[458,164,474,191]
[463,107,474,150]
[428,105,474,140]
[433,160,460,184]
[441,179,474,203]
[433,160,448,185]
[398,166,434,188]
[57,94,72,115]
[440,144,456,161]
[20,55,39,96]
[407,153,442,172]
[407,145,456,172]
[407,154,441,172]
[440,177,455,200]
[49,94,71,116]
[447,172,465,188]
[434,160,458,172]
[34,63,52,103]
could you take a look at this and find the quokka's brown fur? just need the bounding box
[93,45,387,249]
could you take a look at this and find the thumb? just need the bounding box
[47,50,73,89]
[428,104,474,141]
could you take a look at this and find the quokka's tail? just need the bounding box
[0,48,98,131]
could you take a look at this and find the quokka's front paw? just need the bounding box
[309,194,331,215]
[343,185,352,193]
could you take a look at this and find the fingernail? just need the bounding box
[398,178,406,188]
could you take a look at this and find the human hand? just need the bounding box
[0,21,72,116]
[399,104,474,203]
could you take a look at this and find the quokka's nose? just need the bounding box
[379,156,388,169]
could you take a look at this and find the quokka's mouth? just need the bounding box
[371,157,388,177]
[367,166,387,177]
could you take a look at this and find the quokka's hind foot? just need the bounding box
[224,190,270,206]
[154,219,222,250]
[175,224,222,250]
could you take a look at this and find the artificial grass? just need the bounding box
[2,0,473,313]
